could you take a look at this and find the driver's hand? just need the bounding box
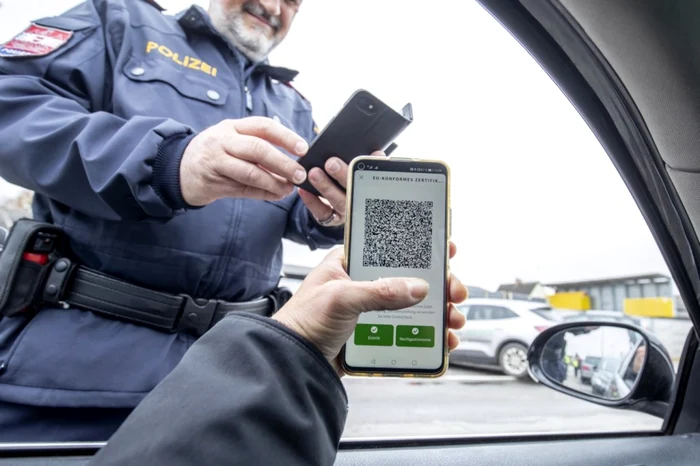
[273,242,467,375]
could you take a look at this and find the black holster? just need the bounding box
[0,218,69,318]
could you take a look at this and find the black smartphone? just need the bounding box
[340,156,451,378]
[296,89,413,197]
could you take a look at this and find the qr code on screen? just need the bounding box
[362,199,433,269]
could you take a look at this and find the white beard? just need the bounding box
[209,2,281,63]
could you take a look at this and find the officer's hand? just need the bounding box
[273,242,468,375]
[298,151,385,227]
[180,117,310,206]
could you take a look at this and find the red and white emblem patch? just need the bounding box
[0,24,73,58]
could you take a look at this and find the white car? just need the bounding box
[450,298,560,379]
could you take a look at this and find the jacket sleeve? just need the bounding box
[284,115,345,249]
[0,1,195,221]
[88,313,348,466]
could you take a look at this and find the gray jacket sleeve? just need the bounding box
[88,313,349,466]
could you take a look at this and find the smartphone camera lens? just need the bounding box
[357,96,377,115]
[357,163,366,170]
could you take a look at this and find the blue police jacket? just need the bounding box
[0,0,342,410]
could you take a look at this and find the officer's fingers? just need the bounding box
[449,241,457,259]
[343,277,429,314]
[448,330,460,352]
[232,117,309,157]
[324,157,349,189]
[448,303,466,330]
[215,156,294,199]
[299,188,335,222]
[308,168,346,216]
[224,134,307,185]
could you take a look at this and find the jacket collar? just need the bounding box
[176,5,299,83]
[142,0,165,12]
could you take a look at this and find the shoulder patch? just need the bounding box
[0,23,73,58]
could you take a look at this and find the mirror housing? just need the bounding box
[528,321,675,418]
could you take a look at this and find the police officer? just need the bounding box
[0,0,361,441]
[90,247,468,466]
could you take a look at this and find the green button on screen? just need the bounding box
[396,325,435,347]
[354,324,394,346]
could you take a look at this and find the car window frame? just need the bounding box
[5,0,700,460]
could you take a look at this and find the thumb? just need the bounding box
[345,277,430,314]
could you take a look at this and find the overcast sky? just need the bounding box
[0,0,671,291]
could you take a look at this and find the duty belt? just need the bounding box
[0,219,293,337]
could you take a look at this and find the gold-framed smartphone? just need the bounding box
[340,156,451,378]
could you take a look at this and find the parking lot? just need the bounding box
[341,366,662,438]
[339,318,691,439]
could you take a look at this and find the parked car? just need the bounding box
[580,356,601,384]
[451,299,559,379]
[591,357,621,395]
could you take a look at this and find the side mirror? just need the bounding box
[528,321,675,418]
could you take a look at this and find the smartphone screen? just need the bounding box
[343,158,449,375]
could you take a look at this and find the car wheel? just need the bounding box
[499,342,530,379]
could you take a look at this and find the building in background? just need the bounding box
[545,273,685,318]
[546,274,672,311]
[496,280,555,301]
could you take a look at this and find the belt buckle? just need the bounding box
[177,295,220,337]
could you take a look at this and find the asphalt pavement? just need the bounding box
[340,366,662,438]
